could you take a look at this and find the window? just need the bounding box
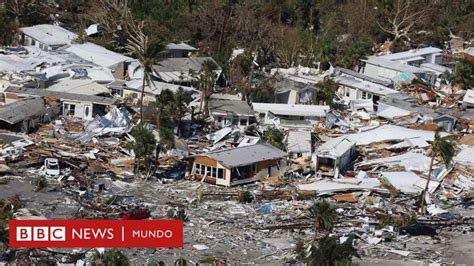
[240,119,247,126]
[110,88,123,97]
[361,91,367,99]
[217,168,224,179]
[206,166,212,177]
[211,167,217,178]
[345,88,350,97]
[195,164,201,174]
[217,116,222,123]
[64,103,76,116]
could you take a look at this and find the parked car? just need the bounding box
[43,158,60,177]
[156,163,186,182]
[119,207,151,220]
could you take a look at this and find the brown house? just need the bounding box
[189,143,287,186]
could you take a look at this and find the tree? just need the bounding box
[451,59,474,89]
[376,0,430,49]
[127,126,156,173]
[91,249,129,266]
[127,28,165,124]
[315,79,338,108]
[263,127,284,150]
[308,235,360,266]
[308,200,336,242]
[198,59,219,118]
[174,87,193,137]
[338,36,372,70]
[420,131,456,213]
[154,89,175,130]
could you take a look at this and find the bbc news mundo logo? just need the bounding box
[9,220,183,248]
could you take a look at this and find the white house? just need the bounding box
[314,136,357,178]
[21,24,77,51]
[334,75,398,105]
[252,102,329,128]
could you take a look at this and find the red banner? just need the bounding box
[9,220,183,248]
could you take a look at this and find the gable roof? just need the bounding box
[21,24,77,46]
[209,98,255,116]
[203,143,286,168]
[0,97,55,124]
[317,136,355,157]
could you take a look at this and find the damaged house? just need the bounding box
[20,24,77,51]
[273,77,318,104]
[0,96,60,132]
[333,75,398,106]
[286,130,312,159]
[208,95,256,128]
[252,102,329,128]
[189,143,287,186]
[4,87,117,120]
[314,136,357,178]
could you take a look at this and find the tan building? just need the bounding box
[189,143,287,186]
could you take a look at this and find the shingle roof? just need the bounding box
[0,98,50,124]
[209,98,255,116]
[205,143,286,168]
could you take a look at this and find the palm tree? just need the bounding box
[420,131,456,213]
[198,60,219,118]
[308,200,337,243]
[126,21,165,124]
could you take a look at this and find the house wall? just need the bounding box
[62,101,94,120]
[192,156,231,186]
[337,86,374,103]
[212,114,252,128]
[191,156,286,186]
[364,64,400,80]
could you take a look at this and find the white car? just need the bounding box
[44,158,60,177]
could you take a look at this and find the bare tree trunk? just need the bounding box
[140,74,146,124]
[420,149,435,213]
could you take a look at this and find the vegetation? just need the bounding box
[127,126,157,172]
[263,127,285,150]
[238,191,254,203]
[315,79,338,107]
[420,131,456,213]
[32,176,48,191]
[308,200,337,242]
[308,235,360,266]
[91,249,129,266]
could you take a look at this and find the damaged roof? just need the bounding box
[316,136,356,157]
[153,57,221,82]
[204,143,286,168]
[0,97,54,124]
[252,103,329,117]
[5,87,117,105]
[287,130,312,153]
[209,98,255,116]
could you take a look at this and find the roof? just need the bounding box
[274,77,317,93]
[377,105,412,120]
[334,76,398,96]
[379,47,442,61]
[20,24,77,46]
[346,125,441,146]
[165,42,198,51]
[46,79,110,95]
[252,103,329,117]
[65,43,134,68]
[153,57,221,82]
[0,97,52,124]
[5,87,117,105]
[420,63,450,74]
[316,136,355,157]
[463,89,474,104]
[363,56,424,74]
[287,130,312,153]
[203,143,286,168]
[0,54,37,72]
[209,98,255,116]
[334,68,393,87]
